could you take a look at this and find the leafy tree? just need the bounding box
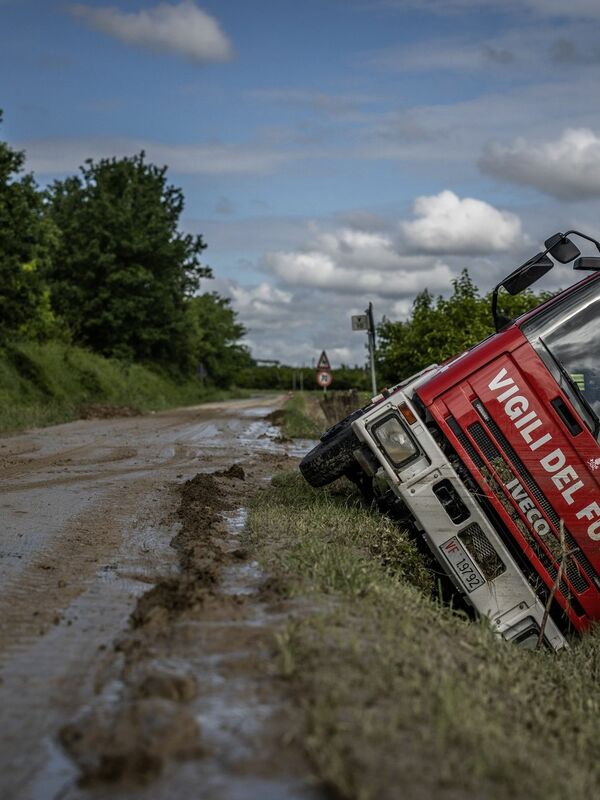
[46,152,211,367]
[0,112,57,342]
[185,292,252,385]
[376,269,552,383]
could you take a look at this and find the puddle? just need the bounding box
[220,508,261,597]
[238,406,277,419]
[27,737,78,800]
[226,507,248,536]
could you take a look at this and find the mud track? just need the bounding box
[0,397,321,800]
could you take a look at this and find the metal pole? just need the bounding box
[367,302,377,396]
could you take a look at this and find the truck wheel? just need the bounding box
[299,411,363,487]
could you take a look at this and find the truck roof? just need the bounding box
[415,270,600,407]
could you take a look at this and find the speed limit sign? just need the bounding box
[316,370,333,388]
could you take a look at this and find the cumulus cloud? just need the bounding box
[69,2,233,63]
[266,250,453,296]
[480,128,600,201]
[212,194,534,366]
[303,227,410,271]
[401,190,524,254]
[261,192,525,304]
[264,224,454,298]
[215,276,374,365]
[228,283,293,330]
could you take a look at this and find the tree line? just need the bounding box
[376,270,552,385]
[0,111,251,385]
[1,111,553,393]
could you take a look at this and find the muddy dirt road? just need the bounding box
[0,397,320,800]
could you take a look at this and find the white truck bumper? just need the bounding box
[352,397,567,651]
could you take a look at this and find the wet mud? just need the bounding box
[78,404,142,420]
[0,397,321,800]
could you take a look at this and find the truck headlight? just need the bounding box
[372,414,419,467]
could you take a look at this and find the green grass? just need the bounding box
[280,393,324,439]
[0,340,248,434]
[245,471,600,800]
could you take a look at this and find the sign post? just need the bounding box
[352,303,377,396]
[315,351,333,393]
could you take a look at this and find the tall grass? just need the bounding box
[280,393,324,440]
[0,341,243,433]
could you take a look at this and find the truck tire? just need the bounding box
[299,410,363,487]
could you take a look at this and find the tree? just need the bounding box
[0,112,56,342]
[376,269,552,383]
[46,153,210,367]
[185,292,252,385]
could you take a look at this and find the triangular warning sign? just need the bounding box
[317,350,331,371]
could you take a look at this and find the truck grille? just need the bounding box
[466,415,590,598]
[476,408,599,592]
[458,523,505,581]
[446,409,593,614]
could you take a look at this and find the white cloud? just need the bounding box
[264,223,454,298]
[479,128,600,201]
[401,191,524,254]
[207,200,572,367]
[69,2,233,62]
[262,193,525,303]
[228,282,293,330]
[20,137,288,176]
[215,277,375,366]
[266,250,452,296]
[304,227,410,271]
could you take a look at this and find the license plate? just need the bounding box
[440,536,485,593]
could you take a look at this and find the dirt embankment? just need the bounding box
[319,390,363,426]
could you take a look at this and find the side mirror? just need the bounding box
[502,253,554,295]
[574,256,600,271]
[544,233,581,264]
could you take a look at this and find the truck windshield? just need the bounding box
[522,278,600,438]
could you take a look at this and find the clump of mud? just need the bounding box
[78,403,141,420]
[59,698,202,785]
[130,577,215,628]
[130,660,199,702]
[266,409,286,425]
[215,463,246,480]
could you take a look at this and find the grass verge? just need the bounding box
[245,470,600,800]
[0,340,249,434]
[279,393,325,440]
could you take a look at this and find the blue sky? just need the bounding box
[3,0,600,366]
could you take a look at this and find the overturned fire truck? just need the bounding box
[300,231,600,650]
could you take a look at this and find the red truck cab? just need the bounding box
[418,271,600,635]
[301,233,600,649]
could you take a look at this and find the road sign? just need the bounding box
[351,314,369,331]
[317,350,331,370]
[316,370,333,388]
